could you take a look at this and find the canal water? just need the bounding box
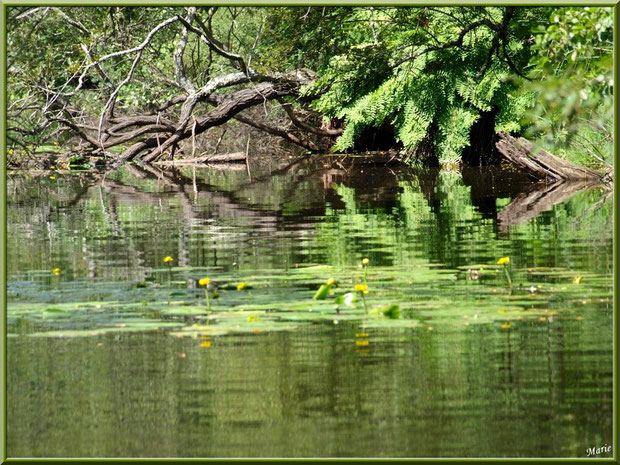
[6,155,613,457]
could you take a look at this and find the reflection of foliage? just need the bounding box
[7,168,613,283]
[316,174,612,274]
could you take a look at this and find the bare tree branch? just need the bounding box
[277,97,343,136]
[191,8,248,73]
[233,113,321,152]
[174,7,197,93]
[97,16,181,143]
[123,71,315,162]
[14,7,49,20]
[475,7,514,80]
[51,8,90,36]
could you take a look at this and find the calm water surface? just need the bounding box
[6,155,613,458]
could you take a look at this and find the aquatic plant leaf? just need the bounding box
[334,292,357,305]
[457,264,502,271]
[361,319,420,329]
[7,245,612,338]
[28,321,183,337]
[368,304,400,319]
[313,284,333,300]
[161,305,208,315]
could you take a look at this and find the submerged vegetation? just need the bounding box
[6,6,613,169]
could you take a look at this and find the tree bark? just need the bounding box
[154,152,247,165]
[122,71,315,163]
[495,131,604,181]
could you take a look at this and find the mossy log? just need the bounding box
[495,132,603,181]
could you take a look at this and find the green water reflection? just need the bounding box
[6,156,613,457]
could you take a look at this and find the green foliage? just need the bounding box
[264,6,611,166]
[270,7,538,162]
[395,101,432,150]
[436,106,480,162]
[522,7,613,167]
[494,89,537,134]
[331,73,415,151]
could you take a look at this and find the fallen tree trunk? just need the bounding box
[495,132,604,181]
[154,152,246,165]
[328,150,404,165]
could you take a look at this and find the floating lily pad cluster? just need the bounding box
[6,260,612,338]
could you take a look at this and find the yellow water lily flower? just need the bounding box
[362,258,370,266]
[199,278,210,286]
[573,275,583,284]
[51,267,61,275]
[200,341,211,348]
[497,257,510,265]
[163,256,173,263]
[49,176,56,180]
[500,323,511,329]
[237,281,247,291]
[8,149,13,155]
[326,277,336,286]
[354,283,369,294]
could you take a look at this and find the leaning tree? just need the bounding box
[7,6,342,163]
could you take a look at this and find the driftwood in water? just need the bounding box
[497,180,603,231]
[154,152,247,166]
[495,132,603,181]
[329,150,403,165]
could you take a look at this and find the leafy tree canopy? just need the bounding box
[262,6,612,165]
